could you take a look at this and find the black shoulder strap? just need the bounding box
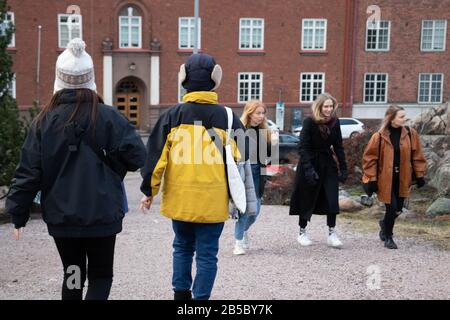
[405,126,415,177]
[405,126,412,140]
[81,129,127,180]
[376,132,382,178]
[81,131,109,166]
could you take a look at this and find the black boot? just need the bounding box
[384,236,398,249]
[174,290,192,300]
[378,219,386,241]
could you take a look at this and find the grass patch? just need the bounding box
[344,185,366,197]
[340,183,450,250]
[341,208,450,251]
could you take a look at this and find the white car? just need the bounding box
[292,117,365,139]
[339,117,365,139]
[266,119,280,131]
[292,126,302,137]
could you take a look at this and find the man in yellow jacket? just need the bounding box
[139,53,245,300]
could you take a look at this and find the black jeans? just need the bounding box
[299,214,336,228]
[383,172,405,237]
[53,235,116,300]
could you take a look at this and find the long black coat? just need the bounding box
[289,117,347,220]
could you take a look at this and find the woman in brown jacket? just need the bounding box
[362,105,427,249]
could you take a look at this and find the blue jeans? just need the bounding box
[234,164,262,240]
[234,198,261,240]
[172,220,224,300]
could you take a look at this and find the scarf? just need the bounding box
[315,116,337,139]
[182,91,218,104]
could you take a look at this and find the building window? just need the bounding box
[119,7,142,48]
[421,20,447,51]
[179,17,201,49]
[364,73,388,103]
[239,18,264,50]
[418,73,443,103]
[301,19,327,50]
[300,73,325,102]
[8,74,16,98]
[238,73,263,102]
[58,14,82,48]
[2,12,15,47]
[366,20,390,51]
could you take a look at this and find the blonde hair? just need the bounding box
[311,93,338,122]
[240,100,271,142]
[380,105,405,132]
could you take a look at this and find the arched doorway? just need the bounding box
[115,77,142,127]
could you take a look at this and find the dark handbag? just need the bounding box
[405,126,417,183]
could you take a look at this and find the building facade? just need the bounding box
[4,0,450,131]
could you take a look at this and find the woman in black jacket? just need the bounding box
[289,93,347,248]
[5,39,147,300]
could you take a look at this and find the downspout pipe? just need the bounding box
[349,0,360,117]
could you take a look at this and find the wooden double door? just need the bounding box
[116,79,141,127]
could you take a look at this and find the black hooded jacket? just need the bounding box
[5,89,147,237]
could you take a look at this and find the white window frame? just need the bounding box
[119,7,142,49]
[363,73,389,104]
[237,72,263,103]
[239,18,264,50]
[301,19,327,51]
[58,14,83,48]
[417,73,444,104]
[365,20,390,51]
[5,12,15,47]
[8,74,16,99]
[299,72,325,103]
[178,17,201,49]
[421,20,447,52]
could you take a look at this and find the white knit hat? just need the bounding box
[53,38,97,93]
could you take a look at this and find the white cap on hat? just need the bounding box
[53,38,97,93]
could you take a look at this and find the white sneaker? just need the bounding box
[233,240,246,255]
[297,232,313,246]
[242,231,250,249]
[327,229,343,248]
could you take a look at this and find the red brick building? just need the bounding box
[352,0,450,120]
[4,0,450,131]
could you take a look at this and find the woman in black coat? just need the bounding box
[5,39,147,300]
[289,93,347,248]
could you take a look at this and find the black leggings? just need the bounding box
[299,214,336,228]
[53,235,116,300]
[383,172,405,237]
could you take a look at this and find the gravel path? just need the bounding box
[1,172,449,300]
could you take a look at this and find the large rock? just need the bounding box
[426,198,450,216]
[430,162,450,197]
[338,189,349,199]
[339,197,363,212]
[424,150,441,178]
[421,136,450,195]
[397,209,418,220]
[412,102,449,135]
